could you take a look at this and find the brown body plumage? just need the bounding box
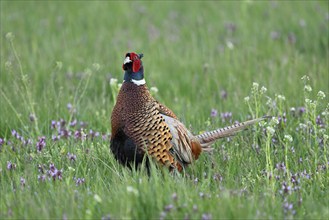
[110,52,267,172]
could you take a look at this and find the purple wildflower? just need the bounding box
[89,129,100,140]
[283,201,296,215]
[79,121,87,128]
[59,119,66,128]
[67,152,77,162]
[74,130,82,139]
[164,204,174,212]
[210,109,218,118]
[101,214,111,220]
[49,163,56,172]
[220,112,232,123]
[102,133,111,141]
[212,173,223,182]
[22,138,32,146]
[278,112,287,124]
[316,115,325,128]
[51,120,57,129]
[288,32,296,44]
[20,177,26,186]
[67,103,72,111]
[69,119,77,127]
[276,162,287,172]
[270,31,280,40]
[159,211,166,220]
[291,174,300,185]
[225,22,236,33]
[0,138,4,146]
[280,182,292,195]
[74,177,85,186]
[220,89,228,100]
[172,193,178,201]
[7,161,16,170]
[36,136,46,152]
[11,129,17,137]
[201,213,212,220]
[59,129,71,138]
[52,135,60,142]
[74,130,86,140]
[298,107,305,115]
[184,214,190,220]
[38,175,46,182]
[300,170,311,179]
[48,163,63,181]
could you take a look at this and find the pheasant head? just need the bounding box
[122,52,145,86]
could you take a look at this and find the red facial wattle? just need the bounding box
[130,52,141,73]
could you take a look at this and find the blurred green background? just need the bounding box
[1,1,328,136]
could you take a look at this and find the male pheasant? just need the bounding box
[111,52,267,172]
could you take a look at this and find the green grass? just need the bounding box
[1,1,328,219]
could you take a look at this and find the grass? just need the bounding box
[1,1,328,219]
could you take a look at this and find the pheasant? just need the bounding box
[110,52,267,172]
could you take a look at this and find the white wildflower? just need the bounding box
[226,41,234,49]
[5,32,14,41]
[301,75,309,81]
[266,126,275,135]
[317,91,326,99]
[319,129,326,134]
[304,85,312,92]
[110,78,118,86]
[270,117,279,126]
[127,186,138,195]
[92,63,100,71]
[305,98,311,104]
[299,123,307,129]
[150,87,159,94]
[322,111,329,116]
[94,194,102,203]
[56,61,63,70]
[244,96,250,102]
[277,95,286,101]
[323,134,328,141]
[284,134,293,143]
[260,86,267,94]
[252,82,259,90]
[266,97,273,106]
[84,68,92,75]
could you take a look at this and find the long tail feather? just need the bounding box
[197,116,271,149]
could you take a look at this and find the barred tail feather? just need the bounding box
[197,116,271,149]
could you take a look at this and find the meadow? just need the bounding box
[1,1,328,219]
